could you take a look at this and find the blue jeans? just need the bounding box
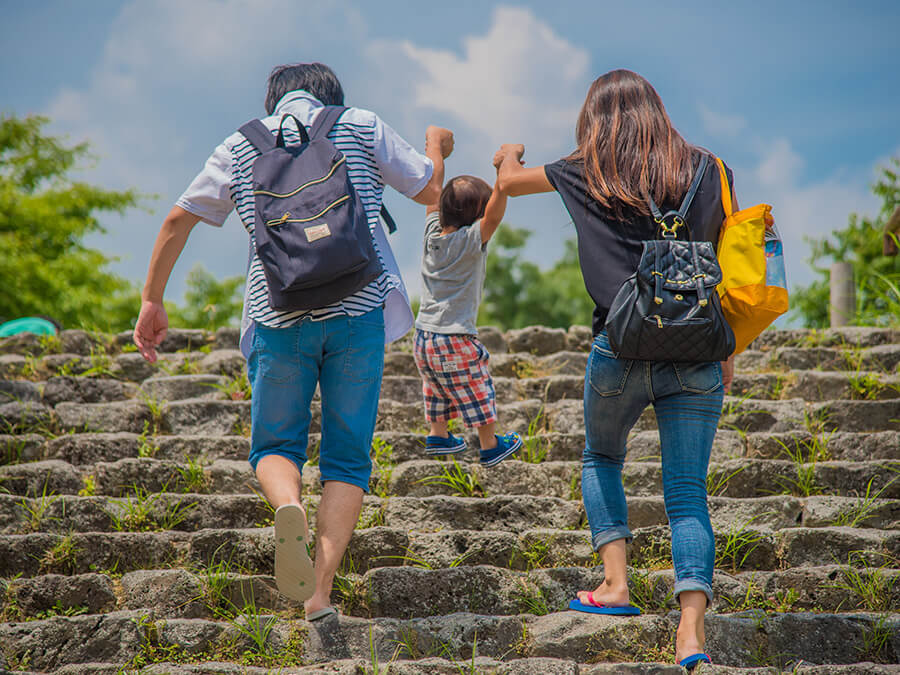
[246,307,385,492]
[582,330,724,605]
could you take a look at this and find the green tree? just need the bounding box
[166,264,244,331]
[0,114,141,330]
[478,226,594,329]
[791,157,900,327]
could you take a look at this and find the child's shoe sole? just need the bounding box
[274,504,316,602]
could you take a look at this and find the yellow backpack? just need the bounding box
[715,157,789,353]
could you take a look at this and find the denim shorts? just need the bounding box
[246,307,385,492]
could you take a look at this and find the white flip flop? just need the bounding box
[274,504,316,602]
[306,606,338,622]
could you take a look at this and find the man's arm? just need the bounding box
[416,125,453,208]
[133,206,201,363]
[493,144,554,196]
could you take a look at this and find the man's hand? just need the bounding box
[493,143,525,169]
[426,126,454,159]
[133,300,169,363]
[721,355,735,394]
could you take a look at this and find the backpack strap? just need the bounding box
[238,119,277,153]
[714,156,733,217]
[310,105,399,235]
[647,152,709,239]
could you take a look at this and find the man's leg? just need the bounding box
[304,480,364,615]
[309,307,385,615]
[247,322,320,601]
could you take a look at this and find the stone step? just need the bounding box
[0,609,897,671]
[4,490,895,535]
[1,525,896,578]
[5,564,898,625]
[3,429,897,469]
[382,458,900,500]
[7,394,898,438]
[2,455,897,501]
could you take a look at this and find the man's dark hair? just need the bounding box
[439,175,492,230]
[264,62,345,114]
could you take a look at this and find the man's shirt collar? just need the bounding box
[273,90,324,116]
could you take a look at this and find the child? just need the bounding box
[413,173,522,466]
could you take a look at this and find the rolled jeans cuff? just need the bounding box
[674,579,714,607]
[591,526,633,551]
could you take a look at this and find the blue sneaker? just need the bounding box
[480,432,522,467]
[425,433,467,456]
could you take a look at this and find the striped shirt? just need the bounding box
[176,90,433,355]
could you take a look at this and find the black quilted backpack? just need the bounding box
[604,153,736,362]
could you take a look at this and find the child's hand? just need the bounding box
[426,126,454,159]
[493,144,525,169]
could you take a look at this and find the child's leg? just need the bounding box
[476,422,497,449]
[430,419,450,438]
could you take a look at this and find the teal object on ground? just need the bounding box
[0,317,59,337]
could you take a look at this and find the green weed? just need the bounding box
[831,476,899,528]
[175,456,211,493]
[417,458,485,497]
[628,569,674,613]
[40,534,81,574]
[520,406,551,463]
[831,552,897,612]
[107,484,197,532]
[77,474,97,497]
[859,614,894,663]
[706,465,745,497]
[213,373,251,401]
[370,437,395,498]
[513,579,550,615]
[715,514,769,572]
[137,420,160,458]
[17,481,62,533]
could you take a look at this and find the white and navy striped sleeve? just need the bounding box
[371,116,433,199]
[175,142,234,227]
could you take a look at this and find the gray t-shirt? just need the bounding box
[415,211,487,335]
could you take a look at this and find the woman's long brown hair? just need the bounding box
[568,69,696,220]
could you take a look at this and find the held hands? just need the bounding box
[133,300,169,363]
[493,144,525,170]
[426,126,454,159]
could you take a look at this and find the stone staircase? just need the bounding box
[0,325,898,674]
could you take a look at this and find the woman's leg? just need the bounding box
[579,334,647,605]
[653,361,724,660]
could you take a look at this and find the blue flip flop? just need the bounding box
[679,653,711,670]
[568,596,641,615]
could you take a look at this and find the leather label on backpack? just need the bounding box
[305,223,332,242]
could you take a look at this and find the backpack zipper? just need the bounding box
[265,195,350,226]
[253,156,346,198]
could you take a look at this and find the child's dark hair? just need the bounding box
[439,175,492,230]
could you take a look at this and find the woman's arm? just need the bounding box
[493,144,554,196]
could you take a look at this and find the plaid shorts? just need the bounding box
[413,329,497,427]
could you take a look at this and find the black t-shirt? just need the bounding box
[544,151,733,335]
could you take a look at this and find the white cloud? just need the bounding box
[698,104,746,138]
[369,6,590,158]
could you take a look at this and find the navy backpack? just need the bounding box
[238,106,397,311]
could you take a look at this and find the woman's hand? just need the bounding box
[721,355,735,394]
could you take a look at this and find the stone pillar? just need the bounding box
[829,262,855,327]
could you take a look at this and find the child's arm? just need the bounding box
[479,181,507,244]
[424,125,453,214]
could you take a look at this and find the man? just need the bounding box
[133,62,452,620]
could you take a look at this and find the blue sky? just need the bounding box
[3,0,899,320]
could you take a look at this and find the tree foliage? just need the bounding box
[0,114,142,330]
[791,157,900,327]
[478,226,594,330]
[0,114,244,332]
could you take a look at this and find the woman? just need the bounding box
[493,69,736,670]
